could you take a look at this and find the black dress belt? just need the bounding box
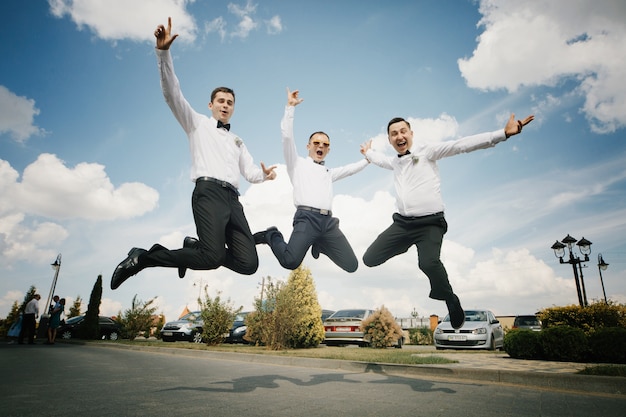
[297,205,332,216]
[195,177,239,195]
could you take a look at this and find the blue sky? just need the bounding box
[1,0,625,323]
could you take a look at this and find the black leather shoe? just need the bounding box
[253,226,278,245]
[178,236,198,279]
[446,294,465,329]
[111,248,147,290]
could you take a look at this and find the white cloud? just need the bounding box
[266,15,282,35]
[459,0,626,134]
[0,86,45,142]
[5,154,159,221]
[47,0,198,43]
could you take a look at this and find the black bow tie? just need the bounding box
[398,150,411,158]
[217,121,231,131]
[314,160,325,166]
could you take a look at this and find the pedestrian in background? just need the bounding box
[18,294,40,345]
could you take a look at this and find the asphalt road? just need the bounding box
[2,342,625,417]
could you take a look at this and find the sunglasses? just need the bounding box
[311,140,330,148]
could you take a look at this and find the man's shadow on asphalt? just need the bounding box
[158,364,455,394]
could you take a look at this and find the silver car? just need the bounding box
[434,309,504,350]
[323,309,404,348]
[160,311,204,343]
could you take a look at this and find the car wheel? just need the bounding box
[488,335,496,351]
[61,330,73,340]
[109,331,119,341]
[192,331,203,344]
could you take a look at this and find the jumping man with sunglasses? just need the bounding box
[253,89,370,272]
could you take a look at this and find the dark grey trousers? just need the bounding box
[362,212,454,301]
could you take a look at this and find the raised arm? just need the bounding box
[154,17,179,50]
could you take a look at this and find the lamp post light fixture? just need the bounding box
[597,254,609,304]
[551,235,591,307]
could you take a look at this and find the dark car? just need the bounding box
[513,315,542,331]
[58,315,122,340]
[223,312,250,344]
[160,311,204,343]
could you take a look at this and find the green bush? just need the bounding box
[588,327,626,364]
[245,266,325,350]
[539,301,626,335]
[540,326,588,362]
[503,329,542,359]
[409,327,433,345]
[361,306,404,349]
[117,295,158,340]
[198,289,240,346]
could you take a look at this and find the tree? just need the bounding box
[68,296,82,318]
[245,266,325,350]
[198,288,241,345]
[81,275,103,339]
[118,295,158,340]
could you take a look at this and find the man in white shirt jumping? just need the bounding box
[362,113,533,329]
[111,18,277,290]
[254,89,369,272]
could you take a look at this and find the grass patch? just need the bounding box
[113,340,456,365]
[578,365,626,377]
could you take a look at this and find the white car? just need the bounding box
[434,309,504,350]
[160,311,204,343]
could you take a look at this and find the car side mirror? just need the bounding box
[492,319,500,324]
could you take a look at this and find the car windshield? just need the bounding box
[443,310,487,322]
[234,313,248,322]
[516,316,540,326]
[65,316,84,324]
[329,310,368,319]
[181,311,201,321]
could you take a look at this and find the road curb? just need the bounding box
[92,343,625,396]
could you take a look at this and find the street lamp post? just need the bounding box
[597,254,609,304]
[550,235,591,307]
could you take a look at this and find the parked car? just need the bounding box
[160,311,204,343]
[223,312,250,344]
[58,315,122,340]
[512,315,542,331]
[323,308,403,348]
[434,309,504,350]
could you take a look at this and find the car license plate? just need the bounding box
[162,332,173,336]
[336,327,351,332]
[448,335,466,341]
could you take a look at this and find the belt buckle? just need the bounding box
[320,209,329,215]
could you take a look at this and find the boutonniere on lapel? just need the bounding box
[234,137,242,148]
[411,155,419,164]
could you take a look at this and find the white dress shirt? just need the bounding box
[365,129,507,217]
[281,106,369,211]
[24,298,39,317]
[157,49,266,189]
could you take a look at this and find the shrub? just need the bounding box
[409,327,433,345]
[538,301,626,335]
[540,326,588,362]
[588,327,626,364]
[117,295,158,340]
[245,267,325,350]
[198,289,240,346]
[361,306,404,349]
[503,329,542,359]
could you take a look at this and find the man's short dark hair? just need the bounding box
[211,87,235,103]
[387,117,410,134]
[308,131,330,142]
